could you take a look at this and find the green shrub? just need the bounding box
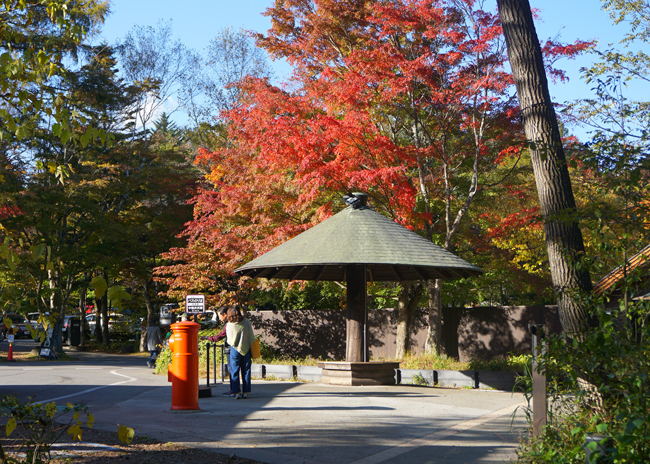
[411,373,430,386]
[517,302,650,463]
[154,328,223,375]
[154,346,172,375]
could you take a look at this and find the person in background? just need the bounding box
[225,306,255,399]
[146,318,163,368]
[214,307,229,343]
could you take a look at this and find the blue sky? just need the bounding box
[97,0,632,136]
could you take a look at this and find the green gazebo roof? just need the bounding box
[235,204,483,282]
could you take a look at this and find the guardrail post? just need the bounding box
[530,324,547,436]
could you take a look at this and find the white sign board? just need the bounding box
[7,334,14,343]
[185,294,205,315]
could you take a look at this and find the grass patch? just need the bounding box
[399,353,468,370]
[398,352,530,372]
[254,356,321,366]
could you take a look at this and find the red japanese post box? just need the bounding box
[168,321,200,410]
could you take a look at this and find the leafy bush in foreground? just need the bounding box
[517,302,650,463]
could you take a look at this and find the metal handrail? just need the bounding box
[204,342,227,386]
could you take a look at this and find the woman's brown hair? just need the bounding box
[226,305,243,323]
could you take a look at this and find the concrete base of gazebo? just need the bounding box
[317,361,399,386]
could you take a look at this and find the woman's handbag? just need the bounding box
[250,339,261,358]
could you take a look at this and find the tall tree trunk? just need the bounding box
[496,0,593,335]
[94,296,103,344]
[141,278,156,352]
[79,283,87,348]
[395,282,423,359]
[424,279,444,356]
[101,271,110,345]
[48,269,64,353]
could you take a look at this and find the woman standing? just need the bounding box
[226,306,256,399]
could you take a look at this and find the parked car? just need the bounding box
[26,312,50,343]
[86,313,133,335]
[108,314,131,333]
[26,312,53,330]
[86,314,97,333]
[1,313,30,339]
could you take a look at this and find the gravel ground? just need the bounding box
[1,427,264,464]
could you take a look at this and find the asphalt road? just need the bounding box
[0,341,163,409]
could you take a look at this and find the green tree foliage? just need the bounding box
[0,0,109,144]
[516,3,650,460]
[565,0,650,278]
[0,40,198,347]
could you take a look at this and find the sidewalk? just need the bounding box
[91,380,528,464]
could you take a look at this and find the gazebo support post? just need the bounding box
[346,264,367,362]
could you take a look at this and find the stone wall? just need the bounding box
[248,305,561,361]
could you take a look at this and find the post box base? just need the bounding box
[170,405,200,411]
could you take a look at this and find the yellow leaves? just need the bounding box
[90,275,107,299]
[7,249,21,271]
[107,286,131,310]
[44,402,57,419]
[37,50,48,66]
[30,243,44,261]
[6,418,16,437]
[67,424,82,441]
[492,226,547,277]
[117,425,134,444]
[3,317,12,329]
[66,405,94,441]
[206,164,226,186]
[28,326,39,340]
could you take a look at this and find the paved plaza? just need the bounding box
[1,345,528,464]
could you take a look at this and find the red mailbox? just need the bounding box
[167,332,175,383]
[168,321,200,410]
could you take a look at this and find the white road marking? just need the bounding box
[37,370,138,403]
[21,367,53,371]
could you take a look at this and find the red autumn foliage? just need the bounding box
[157,0,591,302]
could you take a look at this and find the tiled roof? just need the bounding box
[593,244,650,295]
[235,205,483,282]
